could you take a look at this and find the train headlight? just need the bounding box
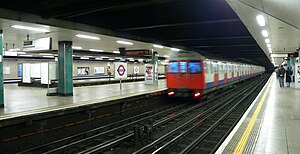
[168,91,175,96]
[194,92,201,97]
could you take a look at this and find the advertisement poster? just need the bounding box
[145,64,154,84]
[295,63,300,89]
[77,67,90,75]
[94,67,105,75]
[18,63,22,77]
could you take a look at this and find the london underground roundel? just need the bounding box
[114,62,127,79]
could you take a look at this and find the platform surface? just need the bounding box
[216,73,300,154]
[0,80,166,119]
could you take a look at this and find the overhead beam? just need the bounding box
[166,36,252,42]
[44,0,184,18]
[118,19,241,31]
[194,44,257,48]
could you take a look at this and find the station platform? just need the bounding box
[216,73,300,154]
[0,80,166,120]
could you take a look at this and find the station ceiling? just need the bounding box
[0,0,273,68]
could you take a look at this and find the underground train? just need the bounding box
[166,51,265,98]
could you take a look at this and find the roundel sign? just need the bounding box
[114,62,127,79]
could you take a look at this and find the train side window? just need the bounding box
[189,62,202,73]
[168,62,179,73]
[179,62,187,73]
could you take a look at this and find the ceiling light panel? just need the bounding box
[262,30,269,37]
[116,40,133,45]
[153,44,164,48]
[170,48,180,51]
[11,25,50,32]
[265,38,270,44]
[75,34,100,40]
[89,49,103,52]
[256,15,265,26]
[72,46,82,50]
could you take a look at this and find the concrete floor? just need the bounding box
[253,75,300,154]
[0,80,166,115]
[217,74,300,154]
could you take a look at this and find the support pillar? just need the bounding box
[0,30,3,107]
[58,41,73,96]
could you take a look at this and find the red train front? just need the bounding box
[166,51,205,99]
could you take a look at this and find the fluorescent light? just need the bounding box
[269,50,272,53]
[127,58,134,60]
[17,52,26,54]
[8,48,20,51]
[95,57,102,60]
[164,55,170,58]
[116,40,133,45]
[113,51,120,54]
[138,59,144,62]
[267,44,271,48]
[89,49,103,52]
[11,25,50,32]
[153,44,164,48]
[101,56,109,59]
[43,56,54,58]
[20,54,32,57]
[268,47,272,51]
[75,34,100,40]
[262,30,269,37]
[84,56,93,58]
[265,38,270,44]
[256,15,265,26]
[80,57,89,59]
[39,53,53,56]
[72,46,82,50]
[115,57,122,59]
[170,48,180,51]
[109,58,114,61]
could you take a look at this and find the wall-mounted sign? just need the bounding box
[133,66,139,74]
[23,37,52,51]
[114,62,127,79]
[120,49,151,56]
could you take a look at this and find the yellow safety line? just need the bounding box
[233,77,273,154]
[0,88,167,120]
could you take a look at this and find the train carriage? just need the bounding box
[166,51,265,99]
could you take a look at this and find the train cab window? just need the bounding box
[179,62,187,73]
[189,62,202,73]
[168,62,179,73]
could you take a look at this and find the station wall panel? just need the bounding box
[3,59,166,79]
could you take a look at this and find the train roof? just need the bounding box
[168,50,263,67]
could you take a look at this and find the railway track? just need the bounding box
[17,101,190,154]
[68,76,264,154]
[17,75,268,154]
[133,75,268,154]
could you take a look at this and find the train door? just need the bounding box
[227,63,232,82]
[178,61,189,88]
[218,62,224,85]
[167,61,180,88]
[223,63,228,83]
[213,62,218,86]
[204,61,214,88]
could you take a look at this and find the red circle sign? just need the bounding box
[117,65,126,76]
